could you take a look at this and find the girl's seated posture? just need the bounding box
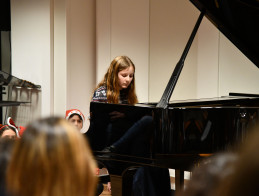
[91,55,152,154]
[90,56,170,195]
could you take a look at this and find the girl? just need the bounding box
[91,55,152,153]
[92,55,138,104]
[90,56,166,196]
[92,55,141,193]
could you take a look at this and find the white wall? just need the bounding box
[53,0,66,116]
[196,17,220,98]
[11,0,96,131]
[149,0,259,102]
[66,0,96,133]
[96,0,150,103]
[196,14,259,99]
[218,34,259,96]
[96,0,201,103]
[149,0,199,102]
[11,0,52,122]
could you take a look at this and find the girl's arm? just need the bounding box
[92,86,108,103]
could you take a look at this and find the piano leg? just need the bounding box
[175,169,184,193]
[108,167,174,195]
[122,167,139,196]
[108,167,139,196]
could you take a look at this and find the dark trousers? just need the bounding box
[132,167,172,196]
[113,115,153,149]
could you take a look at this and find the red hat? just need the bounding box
[65,109,85,125]
[7,117,20,138]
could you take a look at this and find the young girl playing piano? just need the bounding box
[90,55,170,196]
[91,55,152,192]
[92,55,138,104]
[91,55,152,153]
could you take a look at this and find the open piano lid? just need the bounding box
[157,1,258,108]
[190,0,259,67]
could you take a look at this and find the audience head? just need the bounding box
[180,152,238,196]
[0,125,17,139]
[65,109,85,131]
[216,125,259,196]
[0,138,16,194]
[6,117,97,196]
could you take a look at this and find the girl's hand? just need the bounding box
[107,182,112,192]
[95,168,100,175]
[109,111,125,121]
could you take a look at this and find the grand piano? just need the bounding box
[86,0,259,195]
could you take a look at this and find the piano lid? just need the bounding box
[190,0,259,67]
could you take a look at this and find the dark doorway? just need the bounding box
[0,0,11,124]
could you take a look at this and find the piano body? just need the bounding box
[86,0,259,195]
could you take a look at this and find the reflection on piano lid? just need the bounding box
[190,0,259,67]
[0,70,41,89]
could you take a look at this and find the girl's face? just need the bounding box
[118,66,134,90]
[68,115,83,131]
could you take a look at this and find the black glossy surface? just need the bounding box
[86,97,259,173]
[190,0,259,67]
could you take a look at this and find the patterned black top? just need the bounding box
[92,85,128,104]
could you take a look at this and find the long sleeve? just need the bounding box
[92,86,108,103]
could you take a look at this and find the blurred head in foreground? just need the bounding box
[6,117,97,196]
[216,124,259,196]
[181,152,238,196]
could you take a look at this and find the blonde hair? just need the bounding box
[6,117,97,196]
[95,55,138,104]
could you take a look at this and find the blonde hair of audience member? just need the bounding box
[6,117,97,196]
[216,125,259,196]
[94,55,138,104]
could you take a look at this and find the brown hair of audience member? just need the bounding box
[6,117,97,196]
[179,151,237,196]
[216,124,259,196]
[0,138,16,195]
